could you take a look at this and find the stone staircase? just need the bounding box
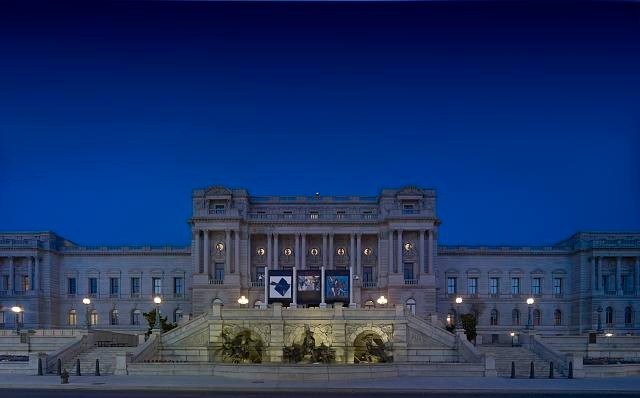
[478,345,564,378]
[62,346,134,375]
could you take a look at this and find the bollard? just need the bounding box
[568,360,574,379]
[76,359,81,376]
[549,362,554,379]
[60,369,69,384]
[95,358,100,376]
[37,358,43,376]
[57,358,62,375]
[510,361,515,379]
[529,361,535,379]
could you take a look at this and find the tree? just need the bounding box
[143,309,176,335]
[461,313,477,342]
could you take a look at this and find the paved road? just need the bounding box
[1,391,639,398]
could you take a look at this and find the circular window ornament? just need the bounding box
[284,248,293,256]
[363,248,372,256]
[337,247,346,256]
[215,242,225,252]
[256,247,265,256]
[310,248,319,256]
[404,242,413,251]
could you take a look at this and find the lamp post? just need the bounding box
[455,296,463,331]
[605,332,613,362]
[238,295,249,307]
[376,295,388,307]
[82,297,91,330]
[153,296,162,330]
[510,331,516,347]
[526,297,535,330]
[596,307,604,334]
[11,306,22,333]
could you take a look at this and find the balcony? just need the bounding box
[249,281,264,288]
[210,279,224,285]
[361,281,377,288]
[404,279,418,286]
[247,212,379,222]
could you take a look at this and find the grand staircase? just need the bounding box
[62,346,134,375]
[477,345,564,378]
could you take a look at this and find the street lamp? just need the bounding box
[605,332,613,361]
[11,306,22,333]
[596,307,604,334]
[455,296,463,330]
[526,297,535,330]
[238,295,249,307]
[153,296,162,330]
[510,331,516,347]
[376,295,388,307]
[82,297,91,330]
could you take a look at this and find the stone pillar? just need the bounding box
[377,233,382,280]
[349,265,355,308]
[428,229,434,274]
[267,233,272,269]
[9,257,14,293]
[301,234,306,269]
[636,257,640,296]
[616,257,623,295]
[320,266,326,308]
[397,229,403,275]
[349,234,355,273]
[356,234,362,277]
[33,256,39,292]
[194,229,201,274]
[322,233,327,268]
[593,256,599,292]
[247,231,251,279]
[273,233,279,270]
[262,267,269,309]
[234,230,240,275]
[419,230,426,274]
[291,267,297,308]
[294,234,300,269]
[388,230,395,274]
[203,230,210,276]
[268,304,284,362]
[225,230,231,276]
[328,233,334,269]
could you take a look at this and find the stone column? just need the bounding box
[593,256,599,292]
[388,230,395,274]
[301,234,306,269]
[428,229,434,274]
[247,231,251,279]
[397,229,403,275]
[294,234,300,269]
[262,267,269,309]
[377,233,382,280]
[419,230,426,274]
[234,229,240,275]
[34,256,39,292]
[291,267,297,308]
[636,257,640,296]
[9,257,14,293]
[194,229,201,274]
[225,230,231,276]
[203,230,210,276]
[273,233,279,270]
[322,233,327,268]
[616,257,623,295]
[267,233,272,269]
[356,234,362,277]
[328,233,334,269]
[349,265,355,308]
[320,266,326,308]
[349,234,355,273]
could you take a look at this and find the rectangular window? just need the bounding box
[511,277,520,295]
[309,211,319,220]
[283,211,293,219]
[362,266,373,282]
[21,275,29,291]
[468,278,478,295]
[255,266,265,283]
[602,275,612,292]
[109,278,119,296]
[174,277,184,297]
[403,204,415,214]
[553,277,562,296]
[214,204,225,214]
[2,275,8,291]
[362,211,373,220]
[88,277,98,296]
[336,211,345,220]
[152,277,162,295]
[68,278,77,295]
[256,211,266,219]
[532,278,541,296]
[404,263,414,281]
[489,277,499,296]
[214,263,225,281]
[447,277,457,295]
[130,277,140,297]
[622,275,633,293]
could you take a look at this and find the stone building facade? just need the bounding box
[0,185,638,339]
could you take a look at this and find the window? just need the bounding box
[364,300,375,310]
[109,278,119,297]
[2,275,8,291]
[68,278,77,295]
[214,263,225,281]
[468,278,478,295]
[283,211,293,219]
[152,277,162,295]
[489,277,499,296]
[447,277,457,295]
[403,204,416,214]
[511,277,521,295]
[309,211,319,220]
[553,278,562,296]
[174,309,183,323]
[88,278,98,296]
[214,204,225,214]
[622,275,633,294]
[253,300,263,309]
[131,310,141,326]
[554,309,562,326]
[531,278,541,296]
[336,211,345,220]
[625,306,633,325]
[90,310,98,326]
[404,263,415,281]
[256,211,266,219]
[405,298,416,315]
[512,309,520,325]
[21,275,29,291]
[362,266,373,283]
[130,277,141,297]
[533,309,541,326]
[110,309,119,325]
[174,277,184,297]
[490,309,499,326]
[606,306,614,325]
[255,266,265,283]
[603,275,613,293]
[362,211,373,220]
[68,310,77,326]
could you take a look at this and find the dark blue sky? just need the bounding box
[1,1,639,246]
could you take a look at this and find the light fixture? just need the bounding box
[257,248,265,256]
[510,332,515,337]
[82,298,91,305]
[363,248,372,256]
[376,295,388,305]
[310,248,319,256]
[11,306,22,313]
[337,247,345,256]
[605,332,613,337]
[404,242,413,251]
[455,296,463,304]
[526,297,535,305]
[284,248,292,256]
[216,242,225,251]
[238,295,249,305]
[153,296,162,305]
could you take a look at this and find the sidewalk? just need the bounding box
[0,375,639,393]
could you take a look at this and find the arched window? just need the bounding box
[110,309,119,326]
[490,309,499,326]
[68,309,77,326]
[554,309,562,326]
[512,309,520,326]
[625,306,633,326]
[253,300,263,309]
[90,310,98,326]
[606,306,614,325]
[405,298,416,315]
[174,309,183,323]
[364,300,375,310]
[131,310,141,326]
[533,309,541,326]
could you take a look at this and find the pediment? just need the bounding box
[205,186,232,196]
[530,268,546,275]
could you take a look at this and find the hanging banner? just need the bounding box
[297,269,322,305]
[325,270,350,304]
[268,269,293,304]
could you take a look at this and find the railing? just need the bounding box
[0,239,43,248]
[46,333,91,373]
[248,212,380,221]
[249,281,264,288]
[528,334,569,374]
[130,333,159,363]
[457,333,483,363]
[404,279,418,285]
[209,279,224,285]
[250,195,378,203]
[361,281,377,288]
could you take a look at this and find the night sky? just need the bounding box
[0,1,638,246]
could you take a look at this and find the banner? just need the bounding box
[325,270,350,304]
[268,270,293,304]
[297,269,321,305]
